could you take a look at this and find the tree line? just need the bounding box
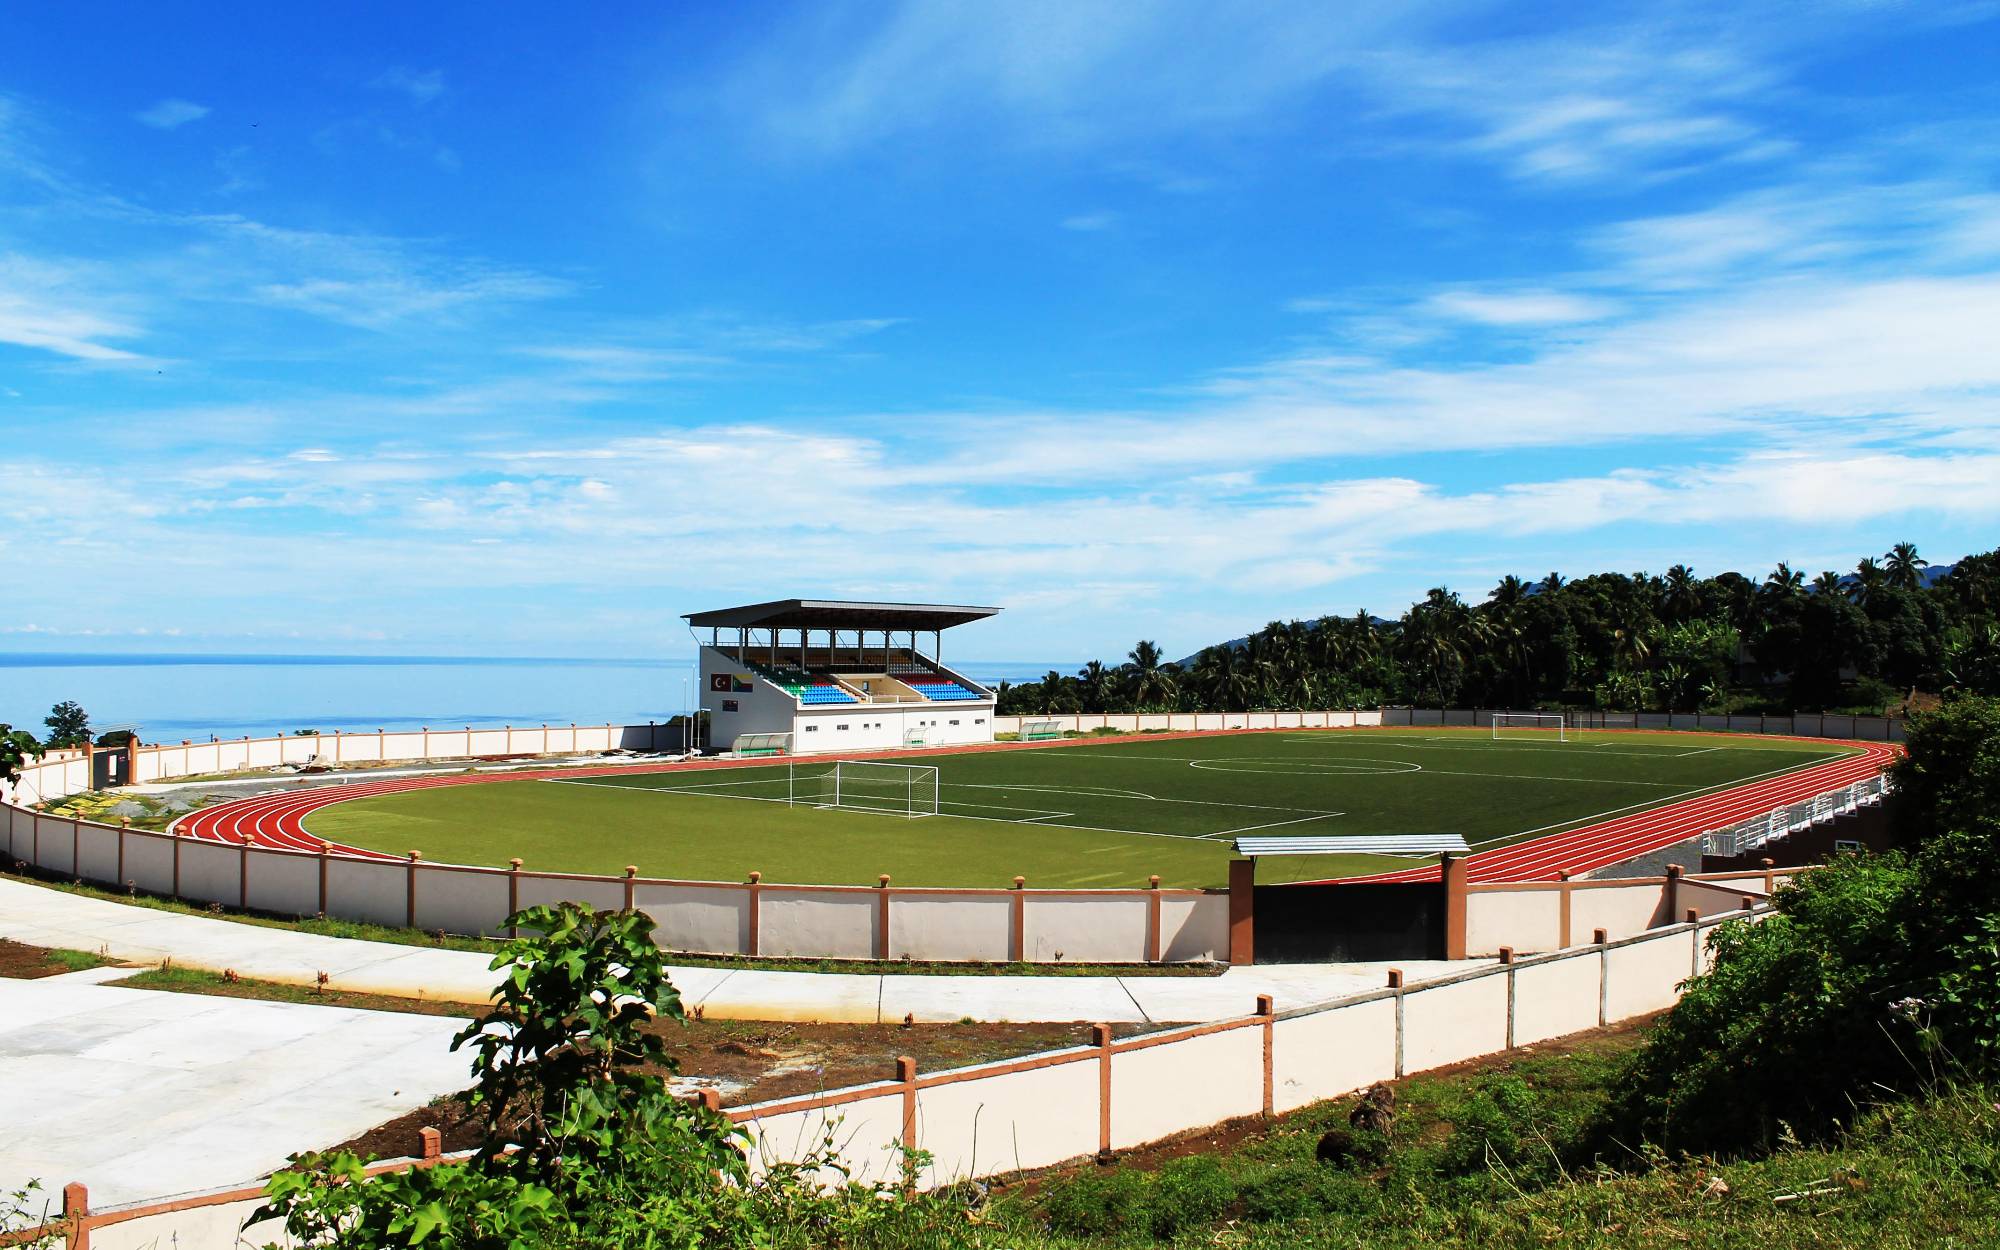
[997,542,2000,717]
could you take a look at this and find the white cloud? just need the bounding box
[0,257,146,361]
[135,98,210,129]
[1427,289,1615,325]
[370,68,446,105]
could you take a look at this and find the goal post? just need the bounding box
[903,725,931,749]
[787,760,939,818]
[733,731,792,757]
[1020,719,1065,742]
[1491,713,1567,742]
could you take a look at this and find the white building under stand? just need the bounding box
[685,599,1001,755]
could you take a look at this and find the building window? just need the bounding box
[975,718,986,724]
[837,724,850,731]
[949,719,960,726]
[804,724,819,732]
[722,699,739,712]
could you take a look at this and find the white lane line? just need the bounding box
[1199,810,1346,840]
[1463,751,1849,849]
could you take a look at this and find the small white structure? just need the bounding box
[686,598,1000,755]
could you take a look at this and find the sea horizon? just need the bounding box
[0,652,1080,743]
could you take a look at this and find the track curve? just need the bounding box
[174,734,1900,884]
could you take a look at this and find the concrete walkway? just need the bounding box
[0,973,471,1206]
[0,877,1475,1024]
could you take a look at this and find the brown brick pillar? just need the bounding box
[1442,853,1470,960]
[1227,858,1255,965]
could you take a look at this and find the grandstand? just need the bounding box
[686,598,1000,755]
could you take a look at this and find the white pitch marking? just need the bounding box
[1199,810,1347,840]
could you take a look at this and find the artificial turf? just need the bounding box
[308,728,1852,888]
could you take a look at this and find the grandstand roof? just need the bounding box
[684,599,1000,632]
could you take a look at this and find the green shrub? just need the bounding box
[1040,1168,1148,1237]
[1609,695,2000,1157]
[1146,1155,1232,1235]
[1235,1160,1375,1223]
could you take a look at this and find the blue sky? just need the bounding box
[2,2,1998,662]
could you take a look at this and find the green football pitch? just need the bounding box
[307,728,1854,888]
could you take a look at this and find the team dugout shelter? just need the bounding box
[686,598,1000,755]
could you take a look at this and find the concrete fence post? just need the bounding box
[1498,947,1516,1048]
[1557,871,1573,948]
[418,1127,442,1164]
[238,837,249,909]
[62,1181,87,1250]
[406,852,421,929]
[1092,1023,1114,1159]
[1665,864,1683,924]
[1595,928,1610,1026]
[1257,994,1275,1118]
[507,859,523,937]
[896,1056,919,1155]
[1009,876,1025,963]
[877,875,892,960]
[1761,856,1776,894]
[116,819,127,887]
[318,843,330,916]
[171,826,182,900]
[1146,874,1162,963]
[1387,968,1406,1077]
[623,865,638,913]
[747,872,763,956]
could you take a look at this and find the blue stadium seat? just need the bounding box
[909,682,980,701]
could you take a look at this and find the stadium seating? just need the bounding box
[908,682,981,701]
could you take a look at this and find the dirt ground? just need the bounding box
[0,938,111,979]
[334,1015,1150,1160]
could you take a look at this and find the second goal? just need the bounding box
[1491,713,1568,742]
[788,760,941,819]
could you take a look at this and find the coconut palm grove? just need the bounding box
[999,544,2000,719]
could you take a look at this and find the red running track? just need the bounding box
[174,735,1901,884]
[1339,737,1900,884]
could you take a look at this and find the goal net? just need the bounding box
[788,760,940,819]
[1020,719,1065,742]
[733,732,792,758]
[1491,713,1567,742]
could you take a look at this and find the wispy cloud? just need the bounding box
[1060,211,1118,232]
[0,256,147,361]
[370,67,446,105]
[135,98,210,129]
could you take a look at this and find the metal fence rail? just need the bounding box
[1700,774,1891,858]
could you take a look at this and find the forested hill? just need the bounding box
[997,544,2000,718]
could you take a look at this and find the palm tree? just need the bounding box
[1662,564,1700,621]
[1540,572,1566,595]
[1076,660,1113,712]
[1885,542,1923,592]
[1763,563,1805,598]
[1125,640,1172,709]
[1811,570,1845,596]
[1852,557,1886,606]
[1489,575,1529,612]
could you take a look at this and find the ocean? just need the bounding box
[0,654,1076,744]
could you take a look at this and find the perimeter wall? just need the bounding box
[49,906,1751,1249]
